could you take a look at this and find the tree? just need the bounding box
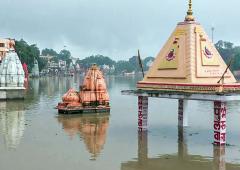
[143,56,155,71]
[15,39,47,72]
[215,40,234,63]
[42,48,58,56]
[58,49,71,61]
[114,60,134,74]
[231,53,240,71]
[77,55,115,69]
[215,40,240,71]
[128,56,140,72]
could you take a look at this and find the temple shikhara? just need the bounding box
[0,38,25,99]
[57,64,110,114]
[122,0,240,147]
[137,0,240,93]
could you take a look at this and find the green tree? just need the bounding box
[15,39,47,72]
[42,48,58,56]
[58,49,71,61]
[77,55,115,69]
[143,56,155,71]
[215,40,234,62]
[215,40,240,71]
[114,60,134,74]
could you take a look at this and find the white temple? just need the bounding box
[31,58,40,77]
[0,39,25,99]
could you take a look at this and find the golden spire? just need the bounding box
[185,0,195,21]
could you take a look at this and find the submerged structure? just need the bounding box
[57,64,110,114]
[31,59,39,77]
[122,0,240,146]
[0,39,25,99]
[137,1,240,93]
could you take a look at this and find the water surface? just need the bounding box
[0,75,240,170]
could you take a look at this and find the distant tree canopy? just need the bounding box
[41,48,58,56]
[77,55,115,69]
[114,60,134,74]
[215,40,240,71]
[143,56,155,70]
[15,39,47,72]
[58,49,72,66]
[16,39,240,75]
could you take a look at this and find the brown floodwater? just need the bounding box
[0,75,240,170]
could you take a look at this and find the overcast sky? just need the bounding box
[0,0,239,60]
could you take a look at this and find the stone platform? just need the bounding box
[0,87,25,100]
[121,89,240,101]
[122,89,240,146]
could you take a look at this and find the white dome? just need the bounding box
[0,51,25,87]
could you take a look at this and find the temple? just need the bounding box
[122,0,240,146]
[137,0,240,93]
[57,64,110,114]
[0,39,25,99]
[31,59,40,77]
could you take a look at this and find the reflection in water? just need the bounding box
[57,113,110,160]
[0,101,25,149]
[121,127,240,170]
[178,127,188,159]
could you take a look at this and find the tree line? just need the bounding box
[15,39,72,72]
[13,39,240,74]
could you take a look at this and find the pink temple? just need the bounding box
[57,64,110,114]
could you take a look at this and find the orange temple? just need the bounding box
[57,64,110,114]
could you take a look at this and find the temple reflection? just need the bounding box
[57,113,110,160]
[121,126,240,170]
[0,101,25,149]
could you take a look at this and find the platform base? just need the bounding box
[0,87,25,100]
[137,82,240,94]
[58,107,110,114]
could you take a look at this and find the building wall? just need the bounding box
[0,39,15,61]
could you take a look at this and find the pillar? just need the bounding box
[213,101,227,146]
[213,145,226,170]
[138,96,148,132]
[138,131,148,164]
[178,126,188,159]
[178,99,188,127]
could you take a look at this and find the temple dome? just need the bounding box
[62,88,80,103]
[82,64,108,91]
[0,51,25,87]
[80,64,110,104]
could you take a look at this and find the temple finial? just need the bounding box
[185,0,195,21]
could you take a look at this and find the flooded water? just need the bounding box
[1,75,240,170]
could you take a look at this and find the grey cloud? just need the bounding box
[0,0,239,59]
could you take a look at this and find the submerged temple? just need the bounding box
[0,52,25,87]
[122,0,240,146]
[31,59,40,77]
[57,64,110,113]
[0,39,25,99]
[137,0,239,93]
